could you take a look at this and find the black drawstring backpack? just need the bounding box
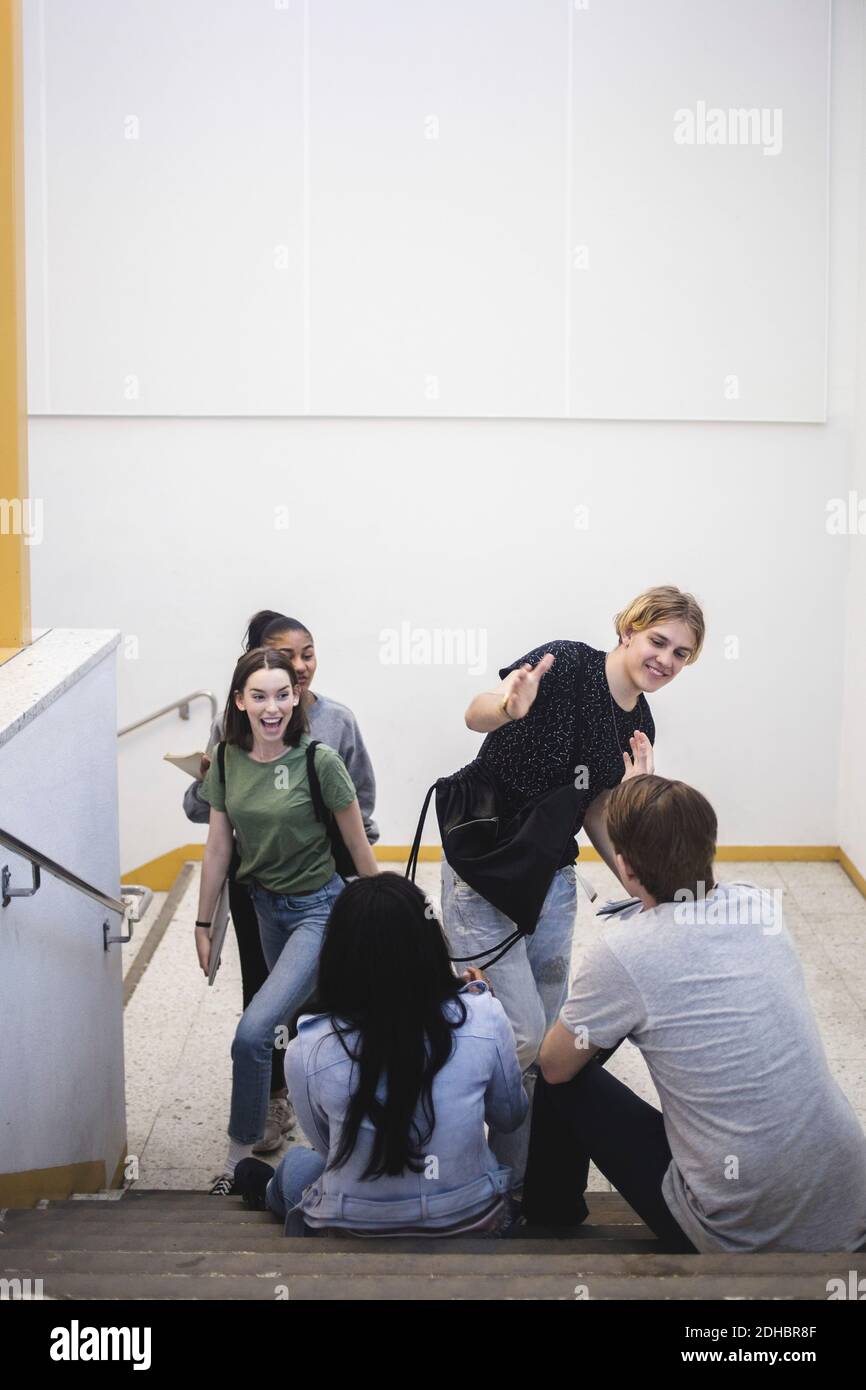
[406,763,583,969]
[406,659,589,969]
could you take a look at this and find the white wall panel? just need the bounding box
[23,0,830,420]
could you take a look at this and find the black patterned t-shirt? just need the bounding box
[474,639,655,866]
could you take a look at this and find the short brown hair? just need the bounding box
[223,647,309,751]
[614,585,705,664]
[605,774,717,905]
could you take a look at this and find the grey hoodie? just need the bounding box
[182,692,379,844]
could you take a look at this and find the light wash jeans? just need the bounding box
[440,858,577,1186]
[266,1145,326,1220]
[228,872,344,1144]
[264,1146,513,1238]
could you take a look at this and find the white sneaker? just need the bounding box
[252,1097,296,1154]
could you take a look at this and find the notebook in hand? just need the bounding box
[207,880,231,986]
[163,751,208,779]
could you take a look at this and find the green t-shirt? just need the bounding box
[199,733,357,893]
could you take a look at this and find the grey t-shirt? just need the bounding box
[560,882,866,1253]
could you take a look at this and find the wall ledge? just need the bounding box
[0,627,120,750]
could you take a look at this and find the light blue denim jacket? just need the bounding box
[285,985,528,1230]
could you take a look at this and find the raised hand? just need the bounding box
[621,730,654,780]
[502,651,555,720]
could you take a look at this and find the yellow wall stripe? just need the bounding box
[124,843,866,899]
[0,0,31,658]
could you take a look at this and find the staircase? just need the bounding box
[2,1190,857,1300]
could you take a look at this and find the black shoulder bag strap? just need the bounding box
[306,740,355,879]
[305,740,327,819]
[406,781,437,884]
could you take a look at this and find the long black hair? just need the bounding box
[316,874,468,1180]
[243,610,313,650]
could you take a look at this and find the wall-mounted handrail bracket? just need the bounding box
[104,915,132,951]
[0,827,138,949]
[2,860,41,908]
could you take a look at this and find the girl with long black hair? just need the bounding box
[233,873,527,1235]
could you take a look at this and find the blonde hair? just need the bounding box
[614,585,705,664]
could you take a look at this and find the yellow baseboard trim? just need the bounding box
[123,844,204,891]
[125,844,866,902]
[374,845,440,862]
[0,1157,107,1209]
[123,842,445,889]
[713,846,841,862]
[109,1149,129,1190]
[379,845,851,865]
[839,849,866,900]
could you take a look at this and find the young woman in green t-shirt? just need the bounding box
[194,647,378,1193]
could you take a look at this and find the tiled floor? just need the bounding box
[123,860,866,1192]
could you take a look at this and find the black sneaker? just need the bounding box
[233,1157,275,1211]
[209,1173,235,1196]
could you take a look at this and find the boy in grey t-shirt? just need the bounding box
[522,774,866,1253]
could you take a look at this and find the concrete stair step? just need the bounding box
[0,1269,846,1300]
[0,1228,658,1253]
[3,1188,861,1299]
[0,1247,855,1276]
[2,1207,278,1225]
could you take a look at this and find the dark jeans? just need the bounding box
[521,1041,698,1252]
[227,847,285,1096]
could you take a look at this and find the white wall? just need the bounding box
[0,632,126,1185]
[27,415,850,871]
[837,5,866,882]
[23,0,830,421]
[22,0,866,876]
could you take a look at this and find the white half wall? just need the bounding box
[0,630,125,1187]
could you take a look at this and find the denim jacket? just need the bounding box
[284,984,528,1231]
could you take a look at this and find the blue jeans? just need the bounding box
[266,1145,326,1220]
[228,872,344,1144]
[440,858,577,1185]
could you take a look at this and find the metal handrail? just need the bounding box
[0,826,152,949]
[118,689,217,738]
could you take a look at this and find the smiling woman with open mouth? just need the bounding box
[192,647,379,1195]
